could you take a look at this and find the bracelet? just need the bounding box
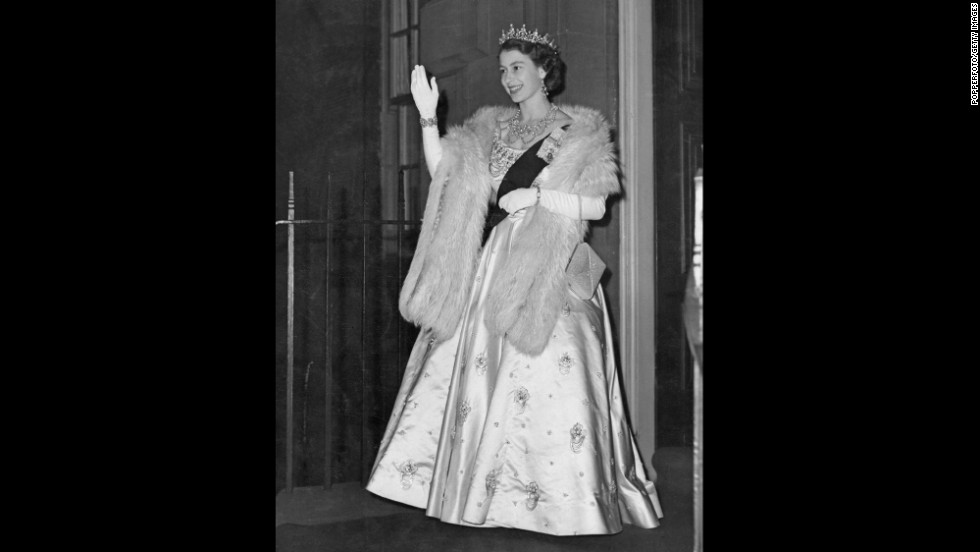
[419,116,438,128]
[534,185,541,205]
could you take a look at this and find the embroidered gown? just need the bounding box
[365,124,664,536]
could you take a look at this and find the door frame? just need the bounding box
[617,0,657,464]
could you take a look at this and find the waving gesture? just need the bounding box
[410,65,439,118]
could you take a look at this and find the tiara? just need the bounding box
[499,23,560,53]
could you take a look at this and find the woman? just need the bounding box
[365,24,663,536]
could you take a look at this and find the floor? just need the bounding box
[276,448,694,552]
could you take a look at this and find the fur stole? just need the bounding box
[399,104,620,355]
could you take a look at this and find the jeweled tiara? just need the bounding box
[498,23,560,53]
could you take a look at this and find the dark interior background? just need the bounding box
[276,0,391,491]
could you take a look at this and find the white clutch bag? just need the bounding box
[565,242,606,300]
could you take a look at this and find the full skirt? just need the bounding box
[365,211,663,536]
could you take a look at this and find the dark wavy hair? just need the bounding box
[499,38,566,97]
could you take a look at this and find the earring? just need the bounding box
[541,83,549,97]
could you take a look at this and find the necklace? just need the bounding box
[508,104,558,146]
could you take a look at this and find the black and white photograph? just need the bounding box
[275,1,701,550]
[23,2,978,550]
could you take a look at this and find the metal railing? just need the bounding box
[277,171,421,492]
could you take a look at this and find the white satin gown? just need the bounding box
[365,129,664,536]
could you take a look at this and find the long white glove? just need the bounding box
[411,65,442,178]
[498,188,606,220]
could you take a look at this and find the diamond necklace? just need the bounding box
[508,104,558,147]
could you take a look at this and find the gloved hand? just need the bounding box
[498,187,538,213]
[410,65,439,119]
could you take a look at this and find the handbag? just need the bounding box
[565,242,606,300]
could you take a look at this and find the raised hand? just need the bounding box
[410,65,439,119]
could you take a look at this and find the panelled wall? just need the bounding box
[653,0,702,448]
